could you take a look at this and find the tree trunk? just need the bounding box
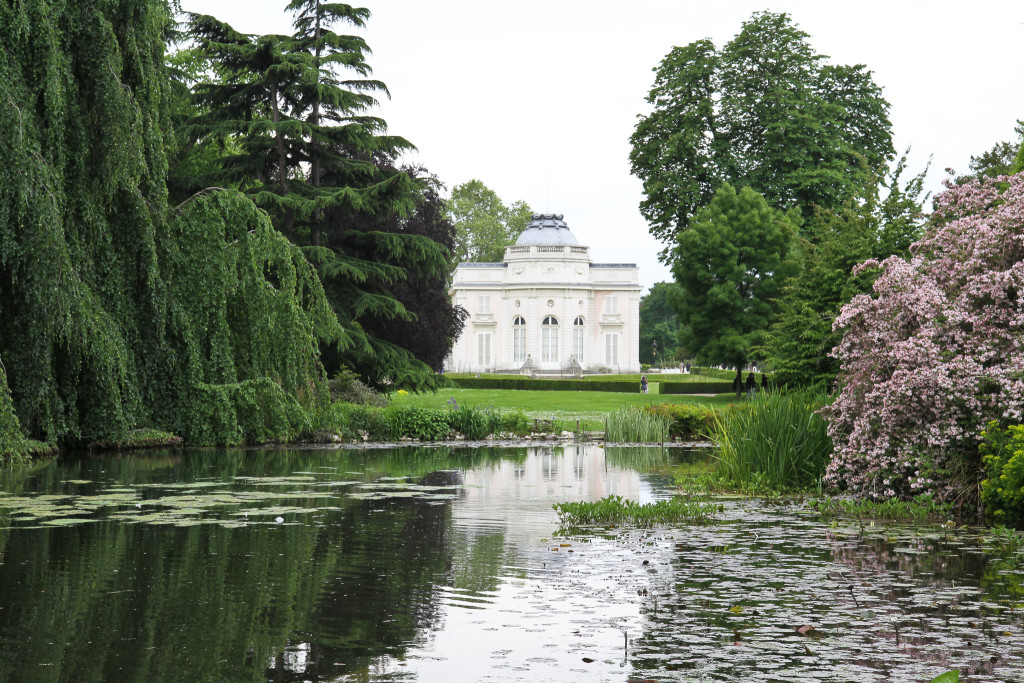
[310,0,323,247]
[734,365,743,400]
[270,82,293,235]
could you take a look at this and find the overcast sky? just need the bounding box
[179,0,1024,292]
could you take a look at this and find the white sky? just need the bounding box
[179,0,1024,292]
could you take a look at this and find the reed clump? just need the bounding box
[711,388,832,490]
[605,407,670,443]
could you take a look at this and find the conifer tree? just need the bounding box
[184,3,454,389]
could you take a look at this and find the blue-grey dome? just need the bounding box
[515,213,579,246]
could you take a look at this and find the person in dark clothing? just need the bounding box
[761,373,768,391]
[640,375,648,394]
[745,372,756,399]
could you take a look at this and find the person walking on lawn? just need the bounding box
[640,375,648,394]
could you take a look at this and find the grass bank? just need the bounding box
[398,388,736,431]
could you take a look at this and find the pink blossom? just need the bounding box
[824,173,1024,501]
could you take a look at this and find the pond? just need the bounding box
[0,444,1022,682]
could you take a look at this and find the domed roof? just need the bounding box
[515,213,579,246]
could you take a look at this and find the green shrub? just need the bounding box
[981,421,1024,527]
[711,388,832,490]
[445,404,493,440]
[606,407,670,443]
[327,368,387,406]
[642,403,716,439]
[385,405,451,441]
[327,402,391,440]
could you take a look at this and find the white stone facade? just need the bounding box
[446,214,641,374]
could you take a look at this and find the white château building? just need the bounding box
[446,213,641,374]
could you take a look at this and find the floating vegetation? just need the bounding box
[553,494,717,528]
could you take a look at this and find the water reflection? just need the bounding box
[1,447,1023,682]
[0,445,648,682]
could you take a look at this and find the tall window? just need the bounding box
[573,317,585,362]
[513,316,526,363]
[604,295,618,315]
[541,316,559,362]
[478,295,491,314]
[605,333,618,366]
[477,333,491,366]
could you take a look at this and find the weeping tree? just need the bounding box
[0,0,341,451]
[183,2,453,390]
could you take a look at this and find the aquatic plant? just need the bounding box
[824,173,1024,502]
[605,407,670,443]
[711,388,832,490]
[553,494,717,528]
[807,493,951,523]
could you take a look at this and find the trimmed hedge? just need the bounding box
[659,381,735,395]
[448,376,737,395]
[448,377,639,392]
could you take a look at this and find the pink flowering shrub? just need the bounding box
[823,173,1024,501]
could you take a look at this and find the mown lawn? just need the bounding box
[444,369,739,384]
[395,388,738,430]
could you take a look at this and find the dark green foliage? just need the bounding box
[342,169,467,384]
[764,155,929,387]
[630,11,894,249]
[980,421,1024,527]
[0,363,29,463]
[87,428,183,450]
[183,9,455,390]
[639,282,683,365]
[553,494,717,528]
[0,1,339,448]
[672,184,797,377]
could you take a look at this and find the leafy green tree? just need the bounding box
[184,5,454,390]
[764,154,930,387]
[331,167,468,385]
[958,120,1024,182]
[447,180,533,263]
[0,0,338,447]
[630,11,893,252]
[639,283,683,366]
[671,184,798,395]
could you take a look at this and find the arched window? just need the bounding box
[541,316,559,362]
[573,317,585,363]
[513,316,526,363]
